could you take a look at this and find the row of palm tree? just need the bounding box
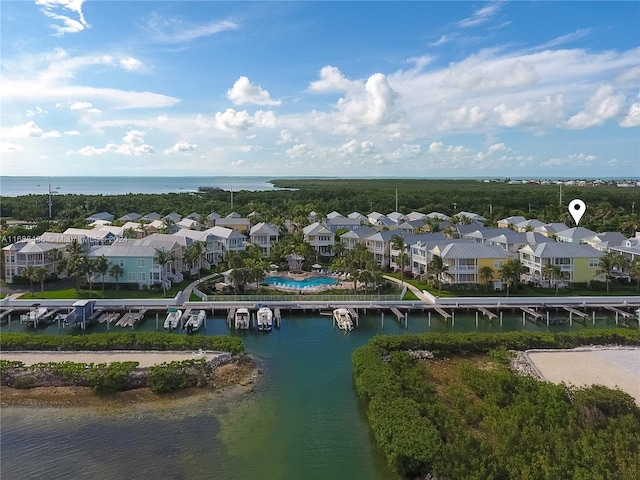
[596,251,640,293]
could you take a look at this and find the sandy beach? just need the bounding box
[0,350,224,368]
[525,347,640,405]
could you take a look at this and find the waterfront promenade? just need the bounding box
[2,273,640,323]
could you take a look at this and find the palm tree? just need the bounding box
[479,265,494,291]
[94,255,110,297]
[596,252,617,293]
[230,267,251,292]
[628,257,640,291]
[50,248,66,279]
[499,259,524,297]
[154,248,173,296]
[391,234,407,280]
[65,239,88,293]
[331,241,346,259]
[34,266,49,294]
[185,241,206,280]
[428,255,448,295]
[108,263,124,290]
[86,258,97,296]
[543,264,563,294]
[21,265,37,296]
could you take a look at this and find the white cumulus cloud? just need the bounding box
[286,143,308,158]
[73,129,155,156]
[336,73,399,128]
[227,76,281,106]
[165,142,198,154]
[119,57,143,71]
[620,102,640,127]
[309,66,362,93]
[566,85,626,129]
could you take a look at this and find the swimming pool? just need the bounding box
[264,275,339,290]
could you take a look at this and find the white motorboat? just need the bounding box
[185,310,206,333]
[163,308,183,330]
[235,307,250,329]
[333,308,354,331]
[20,304,48,327]
[257,306,273,331]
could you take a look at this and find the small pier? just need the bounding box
[477,307,497,320]
[116,308,146,327]
[274,307,282,328]
[434,307,452,320]
[604,306,633,326]
[347,308,360,328]
[561,306,588,326]
[0,308,15,322]
[98,312,122,324]
[520,306,543,323]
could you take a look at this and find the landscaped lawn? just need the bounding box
[386,273,639,298]
[17,278,196,300]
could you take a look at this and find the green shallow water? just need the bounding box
[1,310,635,479]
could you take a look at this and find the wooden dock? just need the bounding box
[98,312,122,324]
[434,307,452,320]
[477,307,497,320]
[561,306,588,318]
[390,307,404,321]
[274,307,281,328]
[116,308,146,327]
[520,306,544,319]
[604,306,633,318]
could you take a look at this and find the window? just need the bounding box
[127,272,136,282]
[589,258,598,267]
[494,260,503,268]
[137,258,146,268]
[119,258,124,268]
[138,272,146,282]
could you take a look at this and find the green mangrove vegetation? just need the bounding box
[0,331,245,354]
[2,179,638,237]
[1,358,220,395]
[352,330,640,479]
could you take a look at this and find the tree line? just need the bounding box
[2,179,638,237]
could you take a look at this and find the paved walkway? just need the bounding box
[383,275,433,304]
[176,272,219,305]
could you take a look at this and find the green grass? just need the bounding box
[386,273,640,298]
[17,278,196,300]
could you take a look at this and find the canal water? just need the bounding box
[0,309,635,479]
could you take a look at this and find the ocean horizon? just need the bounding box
[1,175,637,197]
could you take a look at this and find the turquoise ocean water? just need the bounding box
[1,309,634,480]
[0,176,280,197]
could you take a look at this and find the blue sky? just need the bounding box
[1,1,639,178]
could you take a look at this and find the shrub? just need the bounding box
[13,375,36,389]
[0,332,244,354]
[147,359,209,394]
[89,362,139,395]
